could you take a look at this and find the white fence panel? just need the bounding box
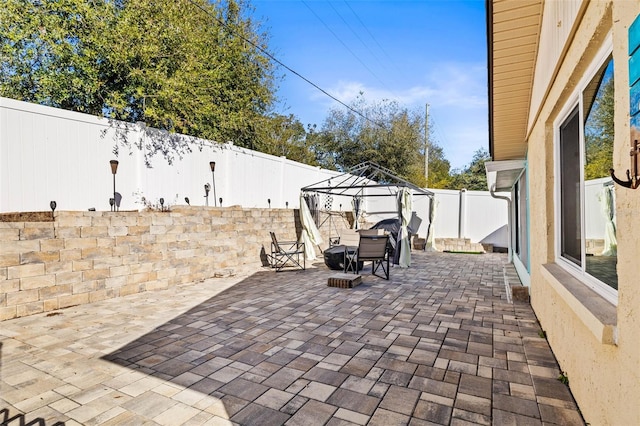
[464,190,509,245]
[431,189,462,238]
[0,97,342,212]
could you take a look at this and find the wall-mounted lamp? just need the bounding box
[204,183,211,206]
[109,160,119,211]
[268,198,271,208]
[159,197,165,211]
[109,198,115,210]
[185,197,190,205]
[286,201,289,209]
[210,161,217,206]
[50,201,57,237]
[50,201,57,219]
[610,139,640,189]
[219,197,223,206]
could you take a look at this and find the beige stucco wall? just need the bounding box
[527,1,640,424]
[0,207,350,322]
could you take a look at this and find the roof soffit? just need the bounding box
[488,0,543,162]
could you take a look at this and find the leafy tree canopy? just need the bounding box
[311,95,452,188]
[585,68,614,180]
[427,143,452,189]
[254,114,319,165]
[0,0,276,159]
[448,147,491,190]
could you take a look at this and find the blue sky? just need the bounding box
[251,0,488,170]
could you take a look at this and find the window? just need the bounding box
[556,49,617,304]
[515,172,529,271]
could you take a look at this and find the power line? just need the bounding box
[325,1,390,91]
[342,0,406,82]
[184,0,387,129]
[430,109,452,151]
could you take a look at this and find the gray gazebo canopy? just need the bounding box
[302,162,433,266]
[301,161,434,199]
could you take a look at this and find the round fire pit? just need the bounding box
[324,245,362,271]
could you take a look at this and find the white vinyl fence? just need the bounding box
[0,97,339,212]
[0,97,511,247]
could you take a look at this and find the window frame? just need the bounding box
[515,169,529,271]
[553,35,617,306]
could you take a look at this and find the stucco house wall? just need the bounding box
[525,2,640,424]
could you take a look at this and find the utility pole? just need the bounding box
[424,103,429,186]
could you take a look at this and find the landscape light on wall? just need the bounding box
[204,183,211,206]
[50,201,57,238]
[109,198,115,210]
[286,201,289,209]
[109,160,119,211]
[159,198,164,212]
[268,198,271,208]
[185,197,190,205]
[219,197,222,206]
[210,161,217,206]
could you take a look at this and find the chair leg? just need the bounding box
[275,254,284,272]
[372,257,390,280]
[274,251,305,272]
[344,253,351,273]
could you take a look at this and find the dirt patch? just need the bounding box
[0,212,54,222]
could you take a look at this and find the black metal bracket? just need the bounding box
[610,139,640,189]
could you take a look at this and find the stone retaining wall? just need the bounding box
[435,238,493,253]
[0,207,347,321]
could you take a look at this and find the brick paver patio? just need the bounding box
[0,251,585,425]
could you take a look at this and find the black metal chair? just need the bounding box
[344,234,390,280]
[269,232,305,272]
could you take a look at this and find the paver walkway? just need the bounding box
[0,252,585,425]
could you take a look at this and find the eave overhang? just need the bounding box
[485,159,526,192]
[487,0,543,164]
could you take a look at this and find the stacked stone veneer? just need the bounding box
[435,238,493,253]
[1,206,334,321]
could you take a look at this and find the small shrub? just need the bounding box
[558,371,569,385]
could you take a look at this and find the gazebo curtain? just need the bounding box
[351,195,362,229]
[426,197,438,252]
[600,185,617,256]
[398,188,412,268]
[299,193,323,260]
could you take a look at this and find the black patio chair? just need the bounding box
[269,232,305,272]
[344,234,390,280]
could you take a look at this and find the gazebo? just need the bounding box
[301,162,433,267]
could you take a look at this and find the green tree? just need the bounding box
[448,147,490,190]
[314,96,431,187]
[254,114,319,165]
[0,0,276,161]
[0,0,113,113]
[426,143,452,189]
[584,70,614,180]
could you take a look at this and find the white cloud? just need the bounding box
[314,61,487,113]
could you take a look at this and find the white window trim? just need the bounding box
[553,33,617,306]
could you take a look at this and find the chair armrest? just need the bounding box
[278,240,298,244]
